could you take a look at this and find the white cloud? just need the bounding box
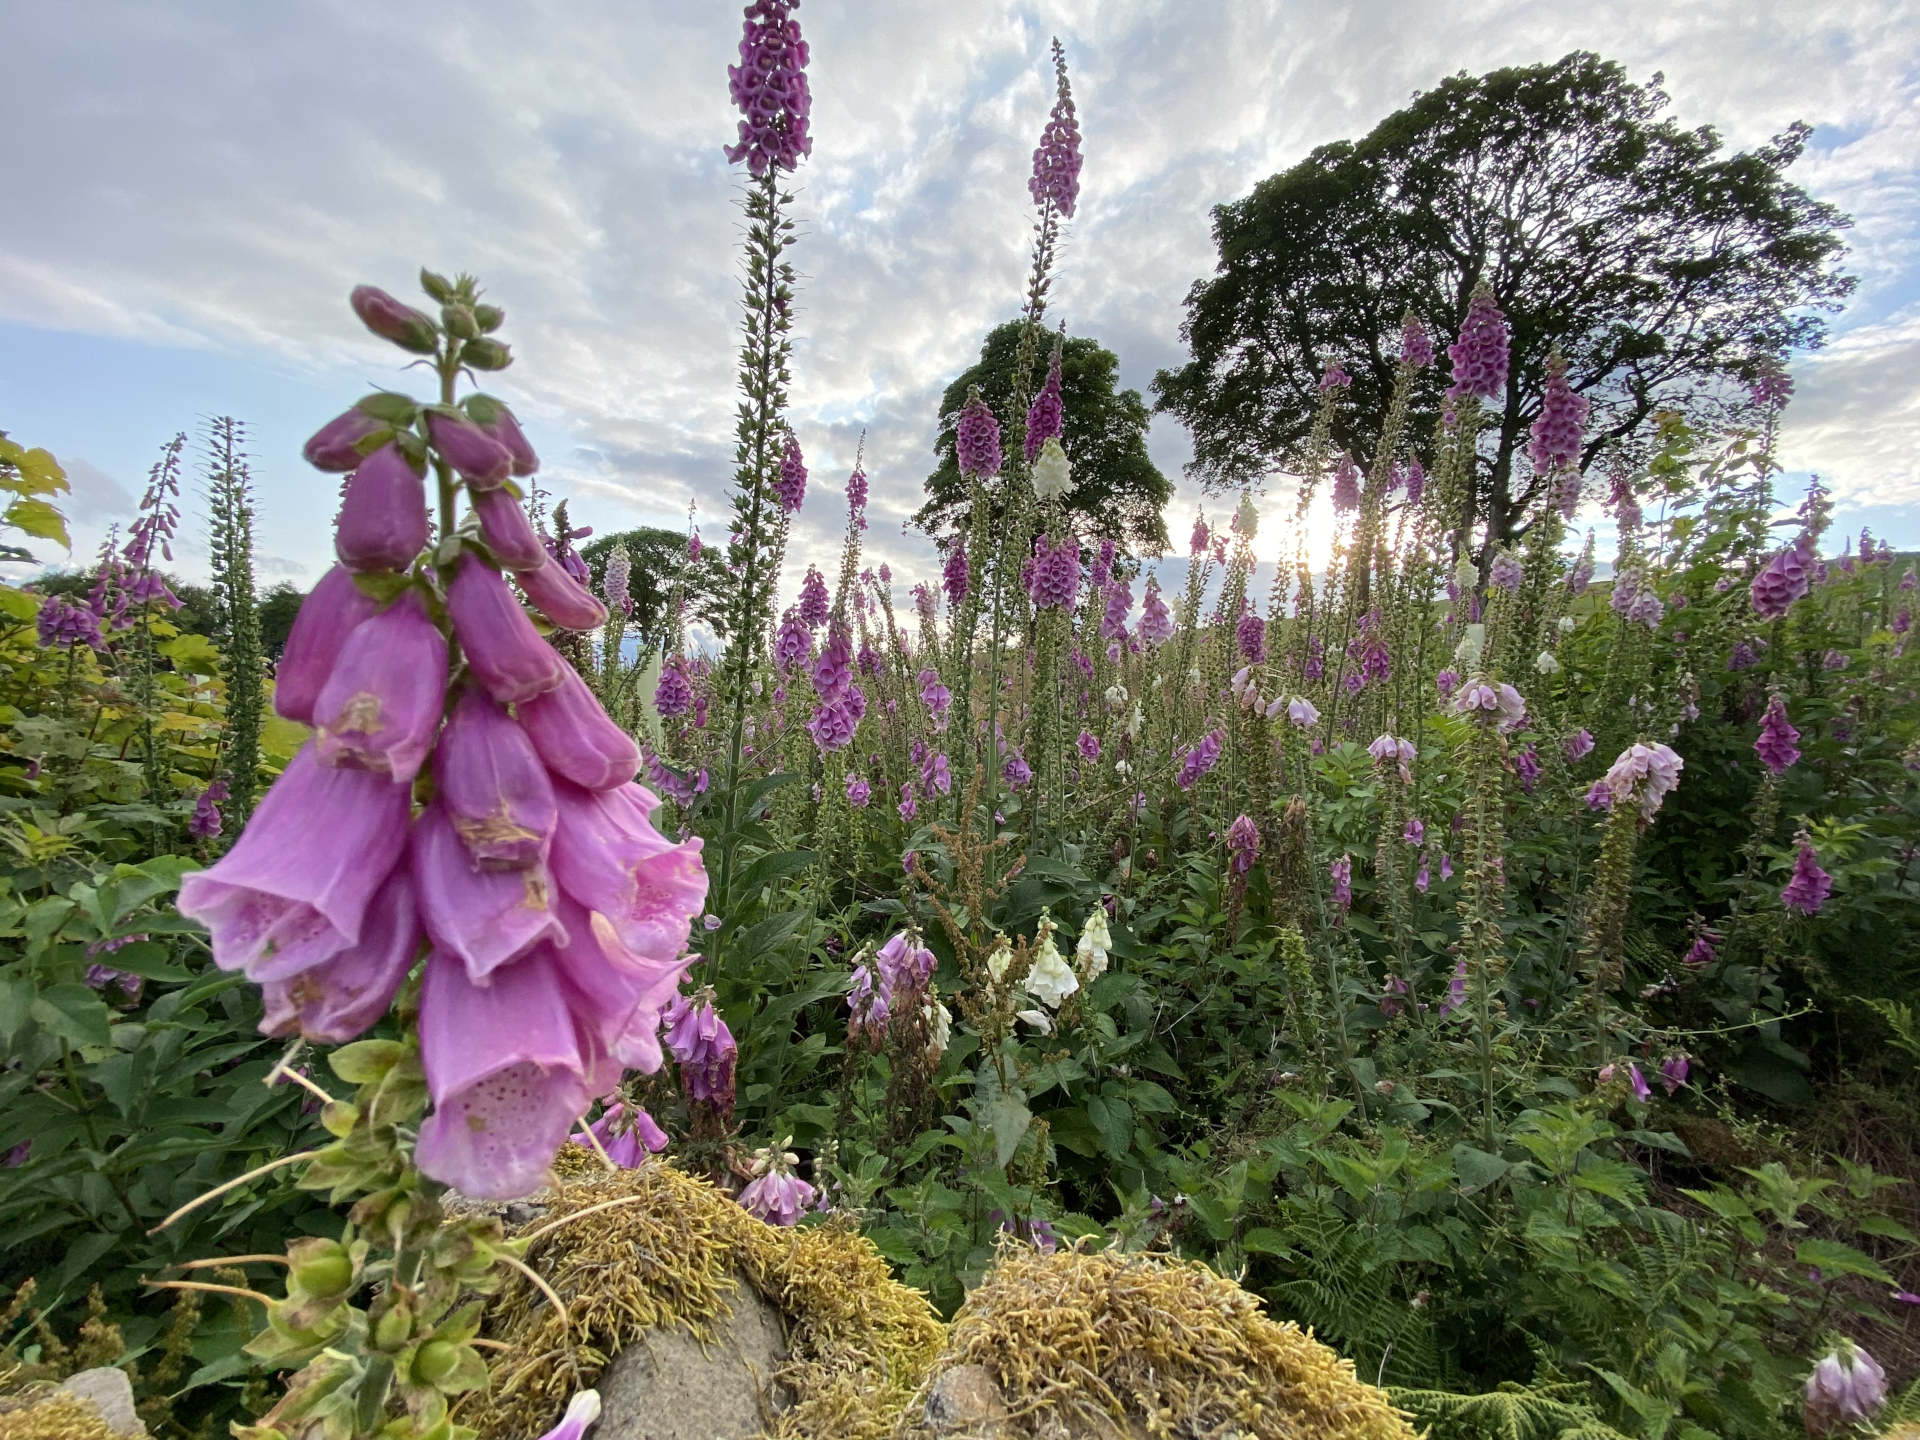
[0,0,1914,598]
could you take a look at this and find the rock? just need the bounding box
[923,1364,1009,1435]
[59,1368,147,1436]
[590,1273,790,1440]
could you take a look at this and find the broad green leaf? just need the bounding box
[989,1094,1031,1170]
[30,984,113,1049]
[1451,1144,1511,1192]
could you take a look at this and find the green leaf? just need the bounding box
[30,984,112,1049]
[1242,1226,1292,1257]
[989,1095,1031,1170]
[158,632,222,675]
[735,848,815,898]
[1794,1237,1892,1284]
[1085,1094,1133,1159]
[5,497,70,546]
[329,1039,406,1084]
[1451,1143,1510,1192]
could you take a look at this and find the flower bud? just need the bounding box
[289,1238,354,1299]
[419,267,455,303]
[518,664,640,791]
[463,394,539,476]
[443,303,479,340]
[302,407,389,472]
[372,1297,415,1351]
[446,554,564,703]
[469,486,545,570]
[433,685,557,869]
[274,566,385,724]
[425,410,513,489]
[472,303,505,333]
[313,590,448,784]
[350,285,439,355]
[516,559,608,632]
[413,1339,463,1386]
[335,444,429,573]
[459,337,512,371]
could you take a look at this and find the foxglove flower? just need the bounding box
[723,0,812,176]
[258,867,421,1044]
[1138,579,1173,646]
[1782,833,1832,916]
[774,433,807,512]
[942,544,969,608]
[1528,350,1589,485]
[1002,750,1032,790]
[1755,693,1801,774]
[549,781,709,961]
[955,389,1002,479]
[654,660,692,718]
[1399,315,1434,369]
[1026,530,1080,609]
[434,686,557,869]
[413,803,565,982]
[1752,535,1815,620]
[1318,361,1351,391]
[189,780,229,840]
[312,591,448,783]
[1101,578,1134,641]
[1236,611,1266,663]
[35,594,104,651]
[798,566,830,627]
[1175,730,1223,790]
[1437,959,1468,1016]
[425,409,513,489]
[1565,728,1595,762]
[446,555,564,703]
[1329,855,1353,912]
[845,772,870,808]
[176,745,412,984]
[1446,287,1509,402]
[1330,453,1360,513]
[334,444,429,573]
[665,988,737,1108]
[1488,551,1523,592]
[1287,696,1319,728]
[1598,742,1685,821]
[1025,928,1078,1008]
[1683,931,1717,968]
[303,405,390,472]
[518,556,609,632]
[1030,437,1072,502]
[1026,349,1066,462]
[1189,516,1210,555]
[517,665,639,790]
[1660,1055,1689,1095]
[1028,40,1082,217]
[738,1141,815,1226]
[274,566,385,725]
[350,285,437,353]
[470,485,547,571]
[1227,814,1259,876]
[573,1102,668,1168]
[1403,459,1426,507]
[464,393,539,477]
[1803,1342,1886,1437]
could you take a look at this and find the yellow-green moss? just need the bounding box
[464,1162,944,1440]
[0,1390,125,1440]
[900,1244,1419,1440]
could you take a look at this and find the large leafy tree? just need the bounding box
[579,524,730,651]
[916,320,1172,555]
[1153,53,1852,547]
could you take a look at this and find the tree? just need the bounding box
[258,582,303,661]
[579,525,730,652]
[916,320,1172,554]
[1153,52,1852,548]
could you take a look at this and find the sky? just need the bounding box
[3,0,1918,600]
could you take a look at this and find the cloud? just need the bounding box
[59,458,138,525]
[0,0,1914,600]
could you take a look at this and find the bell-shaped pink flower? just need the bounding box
[432,686,557,869]
[334,444,429,573]
[549,781,708,961]
[350,285,438,354]
[274,565,384,725]
[425,410,514,489]
[176,745,413,984]
[312,591,448,783]
[416,946,595,1199]
[258,865,422,1043]
[470,486,546,570]
[548,893,688,1075]
[411,802,566,984]
[302,406,388,472]
[466,395,539,476]
[517,559,609,632]
[446,555,564,703]
[572,1101,668,1167]
[518,664,640,791]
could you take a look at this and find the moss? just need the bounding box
[0,1390,125,1440]
[464,1162,943,1440]
[902,1245,1419,1440]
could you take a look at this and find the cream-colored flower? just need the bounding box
[1031,437,1072,502]
[1026,931,1079,1008]
[1535,649,1561,674]
[1453,622,1486,671]
[924,999,951,1056]
[984,934,1012,983]
[1235,492,1259,539]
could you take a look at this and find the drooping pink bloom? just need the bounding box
[425,409,514,489]
[739,1164,816,1227]
[1102,578,1134,641]
[1399,315,1434,369]
[1403,459,1426,506]
[1330,453,1360,513]
[1446,288,1509,402]
[176,745,413,984]
[412,803,565,983]
[303,405,390,472]
[534,1392,603,1440]
[1528,351,1589,490]
[189,780,229,840]
[1189,517,1210,556]
[1227,814,1259,876]
[416,946,599,1199]
[1025,349,1065,463]
[1002,751,1032,790]
[547,893,689,1077]
[274,565,385,725]
[723,0,812,176]
[1598,742,1685,821]
[333,443,430,575]
[665,989,737,1109]
[517,557,609,632]
[1380,975,1411,1017]
[811,624,853,700]
[258,866,422,1044]
[1236,611,1266,663]
[312,591,448,783]
[774,433,807,512]
[35,594,105,651]
[1318,361,1351,392]
[942,543,970,608]
[1026,531,1080,610]
[1028,39,1082,218]
[1329,854,1352,911]
[518,665,641,791]
[549,781,709,960]
[1489,552,1524,592]
[775,610,812,674]
[470,486,547,570]
[1751,535,1814,620]
[434,686,557,869]
[464,394,539,477]
[446,555,565,703]
[955,391,1002,479]
[1565,728,1595,763]
[350,285,437,353]
[1754,693,1801,774]
[1660,1055,1690,1095]
[1626,1063,1652,1104]
[1138,578,1173,646]
[654,660,692,719]
[1438,958,1468,1016]
[845,772,871,808]
[1682,931,1717,968]
[1803,1341,1887,1437]
[1782,834,1832,916]
[1513,746,1541,794]
[1076,730,1100,763]
[573,1101,669,1167]
[1403,817,1425,846]
[798,566,830,627]
[1176,730,1223,790]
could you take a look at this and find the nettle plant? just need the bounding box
[146,276,711,1440]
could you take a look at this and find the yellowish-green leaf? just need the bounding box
[5,498,71,547]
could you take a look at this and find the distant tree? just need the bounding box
[916,321,1172,555]
[257,582,303,661]
[580,525,731,651]
[1153,52,1853,549]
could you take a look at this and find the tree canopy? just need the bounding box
[916,320,1171,555]
[1152,52,1853,547]
[580,524,729,650]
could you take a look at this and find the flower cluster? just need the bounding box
[723,0,812,176]
[955,389,1003,479]
[1446,287,1510,403]
[1026,530,1081,610]
[1399,314,1434,369]
[1591,742,1684,821]
[1782,831,1832,916]
[1028,39,1082,218]
[1025,347,1066,462]
[774,432,808,513]
[177,280,708,1200]
[1754,693,1800,774]
[1751,534,1814,620]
